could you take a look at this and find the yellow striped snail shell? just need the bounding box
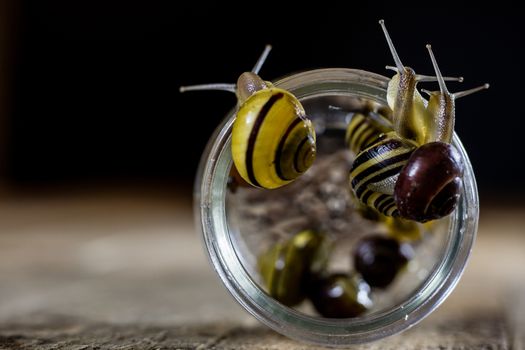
[180,45,316,189]
[233,86,315,189]
[349,132,416,217]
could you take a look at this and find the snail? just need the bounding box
[307,273,372,318]
[258,230,329,306]
[421,45,490,145]
[348,21,489,223]
[347,21,461,218]
[394,45,489,221]
[353,235,414,288]
[180,45,316,189]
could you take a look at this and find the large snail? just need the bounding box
[394,45,489,222]
[348,21,488,222]
[180,46,316,189]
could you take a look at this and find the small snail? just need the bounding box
[353,235,414,288]
[180,46,316,189]
[348,21,489,222]
[258,230,329,306]
[308,273,372,318]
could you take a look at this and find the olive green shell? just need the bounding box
[258,230,329,307]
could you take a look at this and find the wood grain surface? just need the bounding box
[0,192,523,349]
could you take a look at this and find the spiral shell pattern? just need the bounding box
[394,142,464,222]
[349,132,415,217]
[232,88,316,189]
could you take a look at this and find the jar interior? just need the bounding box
[225,93,452,318]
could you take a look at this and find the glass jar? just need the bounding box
[194,68,478,346]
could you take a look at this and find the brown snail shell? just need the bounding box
[394,142,463,222]
[353,235,414,288]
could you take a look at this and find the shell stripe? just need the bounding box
[361,189,373,204]
[293,137,310,174]
[274,117,302,181]
[377,197,395,213]
[246,92,284,187]
[355,165,405,199]
[351,138,406,171]
[350,122,369,151]
[354,190,400,217]
[346,113,393,154]
[351,151,412,188]
[349,133,415,218]
[383,202,398,216]
[361,134,381,151]
[355,128,377,153]
[345,115,365,146]
[373,194,390,209]
[301,141,313,168]
[358,191,397,216]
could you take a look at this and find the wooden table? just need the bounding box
[0,191,523,349]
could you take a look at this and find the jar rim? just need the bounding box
[194,68,479,346]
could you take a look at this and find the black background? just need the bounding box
[5,1,523,199]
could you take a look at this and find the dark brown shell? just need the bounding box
[307,273,372,318]
[394,142,464,222]
[353,235,414,288]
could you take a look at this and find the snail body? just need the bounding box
[421,45,490,145]
[379,20,463,145]
[180,46,316,189]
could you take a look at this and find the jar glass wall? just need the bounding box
[194,69,478,346]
